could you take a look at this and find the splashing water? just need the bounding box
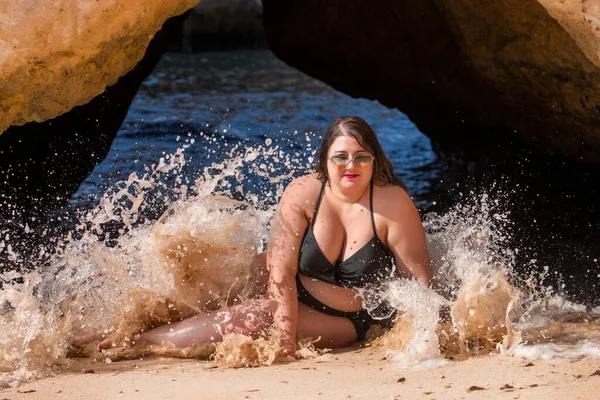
[1,139,600,386]
[214,333,281,368]
[368,192,600,368]
[0,138,300,386]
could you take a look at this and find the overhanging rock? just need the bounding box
[0,0,199,133]
[263,0,600,163]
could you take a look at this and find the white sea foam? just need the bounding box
[511,340,600,360]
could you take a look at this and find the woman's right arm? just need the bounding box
[266,178,309,357]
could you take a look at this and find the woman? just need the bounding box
[101,116,431,356]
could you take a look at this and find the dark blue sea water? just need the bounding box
[72,50,440,209]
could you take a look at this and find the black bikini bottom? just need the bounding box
[295,275,396,341]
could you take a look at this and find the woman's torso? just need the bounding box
[296,175,396,312]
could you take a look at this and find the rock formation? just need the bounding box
[263,0,600,163]
[179,0,265,51]
[0,0,198,133]
[0,10,191,271]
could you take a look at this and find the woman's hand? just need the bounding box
[278,336,297,358]
[269,272,299,358]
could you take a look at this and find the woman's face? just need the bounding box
[326,135,374,191]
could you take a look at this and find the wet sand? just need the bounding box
[2,347,599,400]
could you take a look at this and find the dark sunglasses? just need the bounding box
[329,154,374,171]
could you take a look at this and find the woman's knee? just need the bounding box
[217,301,275,336]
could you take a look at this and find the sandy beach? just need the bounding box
[3,346,599,400]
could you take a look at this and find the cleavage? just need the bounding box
[313,224,374,265]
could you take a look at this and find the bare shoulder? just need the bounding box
[374,185,418,219]
[280,174,322,213]
[284,173,320,194]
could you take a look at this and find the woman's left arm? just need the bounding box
[385,187,432,285]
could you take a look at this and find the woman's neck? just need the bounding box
[328,181,370,204]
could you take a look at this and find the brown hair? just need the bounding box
[315,116,406,189]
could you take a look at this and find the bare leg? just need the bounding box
[138,301,358,350]
[138,299,277,348]
[71,326,105,347]
[97,278,361,352]
[95,251,270,351]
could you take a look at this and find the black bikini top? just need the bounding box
[298,180,395,288]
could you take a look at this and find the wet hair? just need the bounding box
[315,116,406,189]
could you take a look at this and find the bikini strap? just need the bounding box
[369,180,377,236]
[370,181,394,256]
[311,180,327,227]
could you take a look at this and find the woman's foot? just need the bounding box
[96,333,142,351]
[70,328,105,347]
